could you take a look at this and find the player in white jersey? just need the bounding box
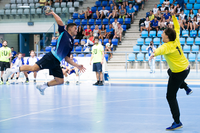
[10,52,24,84]
[24,50,39,84]
[61,54,80,85]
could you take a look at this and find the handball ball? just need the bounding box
[43,6,52,14]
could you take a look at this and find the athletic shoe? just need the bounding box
[34,80,36,84]
[93,81,99,85]
[6,81,10,85]
[65,81,69,85]
[98,81,103,86]
[0,81,3,85]
[76,81,80,85]
[166,122,183,131]
[3,68,16,83]
[36,83,47,95]
[186,88,193,95]
[25,80,29,84]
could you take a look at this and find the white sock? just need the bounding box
[41,82,48,89]
[65,76,68,82]
[34,78,36,80]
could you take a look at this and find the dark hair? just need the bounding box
[11,47,14,48]
[18,52,22,55]
[66,23,77,31]
[164,28,176,41]
[30,50,35,54]
[94,36,99,40]
[2,40,7,43]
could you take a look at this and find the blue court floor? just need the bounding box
[0,70,200,133]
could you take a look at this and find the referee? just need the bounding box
[149,6,192,131]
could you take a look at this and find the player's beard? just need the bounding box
[3,45,7,47]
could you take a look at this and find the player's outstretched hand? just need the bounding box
[77,65,86,73]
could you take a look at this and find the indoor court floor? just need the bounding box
[0,70,200,133]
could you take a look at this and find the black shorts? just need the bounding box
[36,52,64,78]
[93,62,102,72]
[0,61,10,71]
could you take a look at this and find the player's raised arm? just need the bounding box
[46,10,64,26]
[171,6,180,35]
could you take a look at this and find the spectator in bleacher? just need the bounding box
[169,4,174,13]
[112,0,123,7]
[135,0,144,10]
[168,17,174,29]
[150,17,159,33]
[106,24,114,39]
[96,6,110,19]
[55,0,66,3]
[128,0,135,5]
[83,25,92,39]
[39,0,47,8]
[113,23,123,43]
[75,25,84,40]
[155,11,163,21]
[90,37,104,86]
[105,39,113,59]
[79,7,92,19]
[178,16,185,30]
[11,47,17,61]
[184,16,193,30]
[160,4,166,14]
[192,16,199,31]
[163,9,171,21]
[188,9,195,21]
[99,25,107,40]
[93,25,99,37]
[197,9,200,22]
[45,0,52,6]
[146,41,156,73]
[112,18,119,29]
[163,0,170,9]
[176,4,182,15]
[173,0,186,10]
[140,17,150,35]
[179,10,186,20]
[159,17,167,30]
[85,31,95,46]
[153,4,159,15]
[126,4,135,23]
[149,10,155,21]
[107,5,119,19]
[119,5,127,21]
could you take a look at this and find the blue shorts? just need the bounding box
[93,62,102,72]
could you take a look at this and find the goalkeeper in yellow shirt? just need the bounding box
[149,6,192,131]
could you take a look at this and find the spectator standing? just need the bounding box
[126,4,135,23]
[146,41,156,73]
[11,47,17,60]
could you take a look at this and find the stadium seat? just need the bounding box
[91,7,97,13]
[11,4,17,9]
[83,46,90,51]
[197,54,200,61]
[197,0,200,3]
[145,54,149,61]
[136,53,144,61]
[81,39,87,44]
[69,7,75,14]
[29,0,34,3]
[72,13,78,19]
[192,45,199,53]
[121,25,127,32]
[189,0,195,4]
[103,19,109,25]
[157,31,163,38]
[96,1,101,6]
[184,0,188,3]
[75,46,82,52]
[184,10,189,16]
[73,54,76,57]
[90,25,95,31]
[184,53,188,59]
[186,4,193,10]
[54,3,60,8]
[67,19,73,24]
[195,38,200,45]
[83,25,87,30]
[125,18,131,24]
[78,54,84,57]
[153,38,160,46]
[110,18,115,24]
[118,18,123,24]
[93,13,97,19]
[105,54,109,62]
[74,39,79,45]
[160,0,164,4]
[61,2,67,7]
[34,0,38,3]
[183,46,191,53]
[181,30,189,37]
[55,8,62,13]
[162,55,166,61]
[17,0,22,3]
[105,25,109,29]
[104,39,109,44]
[36,8,42,15]
[145,38,152,46]
[141,31,148,38]
[75,19,80,25]
[186,38,194,45]
[188,54,196,62]
[51,40,57,46]
[128,54,135,61]
[81,19,87,25]
[141,46,148,53]
[35,3,40,8]
[190,30,197,37]
[102,1,108,6]
[155,55,161,62]
[98,25,102,29]
[180,38,185,46]
[5,4,10,9]
[149,31,156,38]
[11,0,15,4]
[96,19,102,25]
[30,9,35,15]
[136,38,144,46]
[67,2,73,7]
[105,6,110,11]
[89,19,94,25]
[193,9,198,15]
[112,39,118,46]
[86,54,91,57]
[79,14,85,19]
[11,9,17,17]
[133,46,140,53]
[45,46,52,52]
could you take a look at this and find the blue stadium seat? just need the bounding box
[112,39,118,46]
[162,55,166,61]
[133,46,140,53]
[118,18,123,24]
[153,38,160,46]
[78,54,84,57]
[155,55,161,62]
[141,46,148,53]
[197,54,200,61]
[125,18,131,24]
[183,46,191,53]
[149,31,156,38]
[98,7,102,11]
[83,25,87,30]
[145,54,149,61]
[184,10,190,16]
[67,19,73,24]
[91,25,95,31]
[192,45,199,53]
[96,19,102,25]
[81,39,87,44]
[104,39,109,44]
[102,1,108,6]
[181,30,189,37]
[184,53,188,59]
[98,25,102,29]
[193,9,198,15]
[180,38,185,46]
[186,38,194,45]
[141,31,148,38]
[51,40,57,46]
[109,0,113,5]
[160,0,164,4]
[83,46,90,51]
[45,46,52,52]
[93,13,97,19]
[170,0,173,4]
[103,18,109,25]
[80,14,85,19]
[105,54,109,61]
[75,19,80,25]
[81,19,87,25]
[91,7,97,13]
[89,19,94,25]
[105,25,109,29]
[157,31,163,38]
[72,13,78,19]
[189,0,195,4]
[86,54,91,57]
[185,0,188,3]
[73,54,76,57]
[186,4,193,10]
[74,39,79,45]
[105,6,110,11]
[110,18,115,24]
[128,54,135,61]
[195,38,200,45]
[136,53,144,61]
[121,25,127,32]
[75,46,82,52]
[136,38,144,46]
[190,30,197,37]
[188,54,196,62]
[197,0,200,3]
[96,1,101,6]
[145,38,152,46]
